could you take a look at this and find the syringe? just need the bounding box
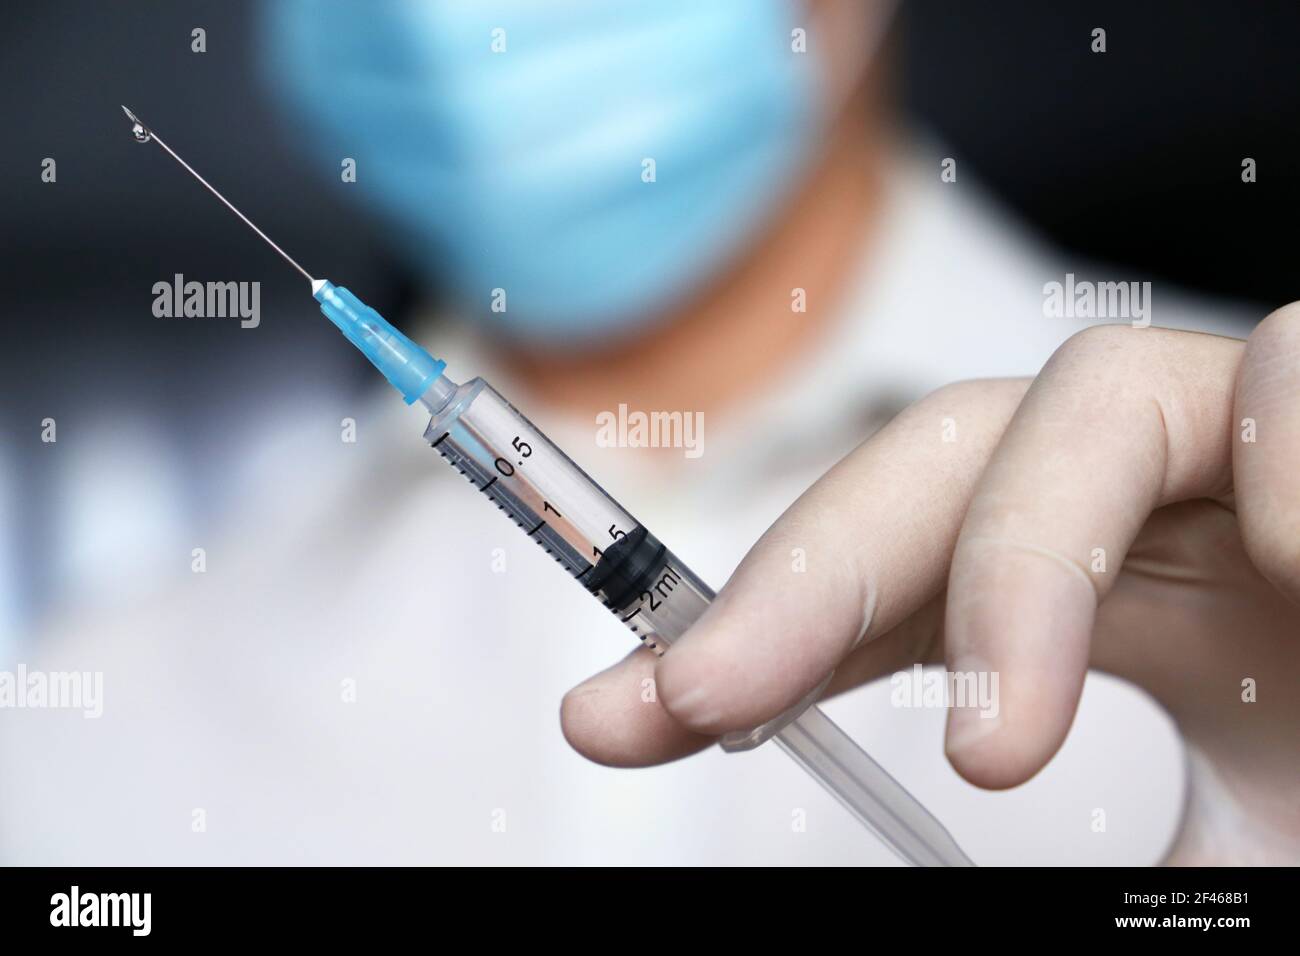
[122,106,974,867]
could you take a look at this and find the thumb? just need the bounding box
[655,507,873,735]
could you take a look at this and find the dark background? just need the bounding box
[6,1,1296,385]
[3,0,1298,620]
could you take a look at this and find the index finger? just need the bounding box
[942,325,1242,788]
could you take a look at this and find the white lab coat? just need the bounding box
[0,150,1253,864]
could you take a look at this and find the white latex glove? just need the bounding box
[561,318,1300,864]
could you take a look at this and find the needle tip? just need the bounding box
[122,105,152,144]
[119,105,313,280]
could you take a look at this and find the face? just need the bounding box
[265,0,892,342]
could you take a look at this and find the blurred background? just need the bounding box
[6,0,1298,641]
[0,1,1294,864]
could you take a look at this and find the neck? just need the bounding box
[501,100,886,418]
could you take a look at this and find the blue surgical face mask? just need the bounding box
[265,0,829,346]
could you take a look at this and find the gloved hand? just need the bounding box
[561,316,1300,864]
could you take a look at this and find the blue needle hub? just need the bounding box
[312,280,446,404]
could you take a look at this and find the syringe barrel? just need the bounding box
[420,374,713,657]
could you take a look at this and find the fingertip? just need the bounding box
[944,713,1053,790]
[942,659,1085,789]
[943,542,1093,789]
